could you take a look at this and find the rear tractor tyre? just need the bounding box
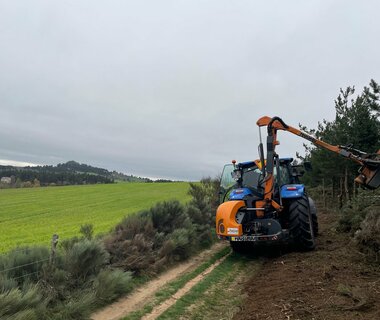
[289,195,316,251]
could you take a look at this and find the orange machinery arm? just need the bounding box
[255,116,380,206]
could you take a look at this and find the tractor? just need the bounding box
[216,116,380,252]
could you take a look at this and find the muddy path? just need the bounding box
[91,242,227,320]
[233,211,380,320]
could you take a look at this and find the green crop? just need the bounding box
[0,182,190,252]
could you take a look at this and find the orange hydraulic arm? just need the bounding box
[255,116,380,210]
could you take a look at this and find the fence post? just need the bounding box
[50,234,59,266]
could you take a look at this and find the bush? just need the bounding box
[0,284,46,320]
[338,189,380,234]
[93,269,133,304]
[64,240,109,284]
[167,228,196,261]
[187,178,220,226]
[105,201,198,274]
[50,291,96,320]
[354,207,380,260]
[147,201,191,234]
[80,224,94,240]
[104,213,156,273]
[0,246,50,283]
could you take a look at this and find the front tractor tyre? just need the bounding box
[289,195,316,251]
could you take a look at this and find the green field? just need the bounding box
[0,182,190,252]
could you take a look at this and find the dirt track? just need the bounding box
[233,211,380,320]
[91,242,227,320]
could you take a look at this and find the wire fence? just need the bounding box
[0,234,59,281]
[0,258,50,274]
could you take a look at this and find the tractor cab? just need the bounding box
[219,158,304,205]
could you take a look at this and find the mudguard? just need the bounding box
[280,184,305,199]
[216,201,245,237]
[229,188,253,200]
[308,197,317,216]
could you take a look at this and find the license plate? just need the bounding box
[231,236,258,242]
[231,234,280,242]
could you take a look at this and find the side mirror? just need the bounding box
[303,161,312,171]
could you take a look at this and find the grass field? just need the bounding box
[0,182,190,252]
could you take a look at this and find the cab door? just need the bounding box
[219,164,236,203]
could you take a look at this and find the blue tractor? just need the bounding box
[216,116,380,252]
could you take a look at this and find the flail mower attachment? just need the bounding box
[354,150,380,190]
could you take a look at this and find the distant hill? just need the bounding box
[0,160,154,188]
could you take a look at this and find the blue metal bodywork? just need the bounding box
[280,184,305,198]
[228,188,252,200]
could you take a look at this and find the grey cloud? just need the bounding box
[1,0,380,180]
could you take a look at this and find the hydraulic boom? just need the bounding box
[257,116,380,191]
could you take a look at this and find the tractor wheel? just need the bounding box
[289,195,316,251]
[308,197,319,236]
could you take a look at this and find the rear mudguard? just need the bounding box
[280,184,305,198]
[308,197,317,216]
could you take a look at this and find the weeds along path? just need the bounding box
[141,253,230,320]
[153,250,262,320]
[91,242,227,320]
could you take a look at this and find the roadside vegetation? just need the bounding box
[0,178,219,319]
[301,80,380,259]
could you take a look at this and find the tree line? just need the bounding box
[301,79,380,205]
[0,161,115,188]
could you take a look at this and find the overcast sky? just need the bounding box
[1,1,379,180]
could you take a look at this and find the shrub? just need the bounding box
[104,213,156,271]
[116,233,155,274]
[188,177,220,225]
[114,213,154,241]
[80,224,94,240]
[338,189,380,234]
[0,246,50,283]
[60,236,80,252]
[93,269,133,304]
[354,207,380,260]
[147,201,192,234]
[50,291,96,320]
[0,284,46,320]
[167,228,196,261]
[64,239,109,283]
